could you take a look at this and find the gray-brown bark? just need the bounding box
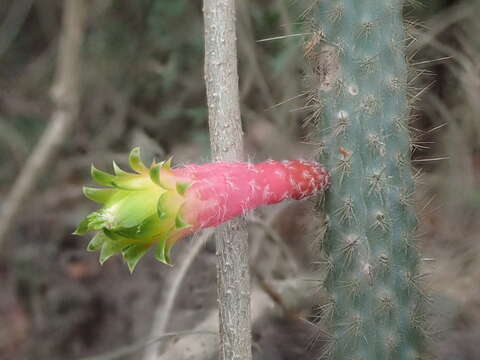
[202,1,252,359]
[0,0,86,252]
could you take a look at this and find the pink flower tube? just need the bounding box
[178,160,330,229]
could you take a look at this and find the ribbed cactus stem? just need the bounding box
[307,0,424,359]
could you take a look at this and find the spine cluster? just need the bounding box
[306,1,425,359]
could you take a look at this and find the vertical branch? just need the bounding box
[0,0,35,58]
[202,1,252,360]
[0,0,87,251]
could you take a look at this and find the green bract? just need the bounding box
[74,148,192,272]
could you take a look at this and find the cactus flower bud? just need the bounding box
[74,148,330,271]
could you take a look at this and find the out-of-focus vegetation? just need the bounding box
[0,0,479,359]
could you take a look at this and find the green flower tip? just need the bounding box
[74,148,192,272]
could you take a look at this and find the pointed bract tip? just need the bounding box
[163,157,173,169]
[91,165,116,187]
[149,163,173,189]
[123,244,150,273]
[176,182,191,196]
[175,209,191,229]
[129,147,149,174]
[83,186,115,204]
[112,161,129,176]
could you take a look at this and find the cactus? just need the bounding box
[305,0,425,359]
[75,148,330,272]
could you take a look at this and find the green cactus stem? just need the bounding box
[306,0,425,359]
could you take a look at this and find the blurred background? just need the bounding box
[0,0,479,359]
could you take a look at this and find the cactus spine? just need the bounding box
[307,0,424,359]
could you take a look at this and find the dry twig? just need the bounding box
[142,229,214,360]
[159,277,314,360]
[0,0,35,58]
[203,0,252,359]
[0,0,87,251]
